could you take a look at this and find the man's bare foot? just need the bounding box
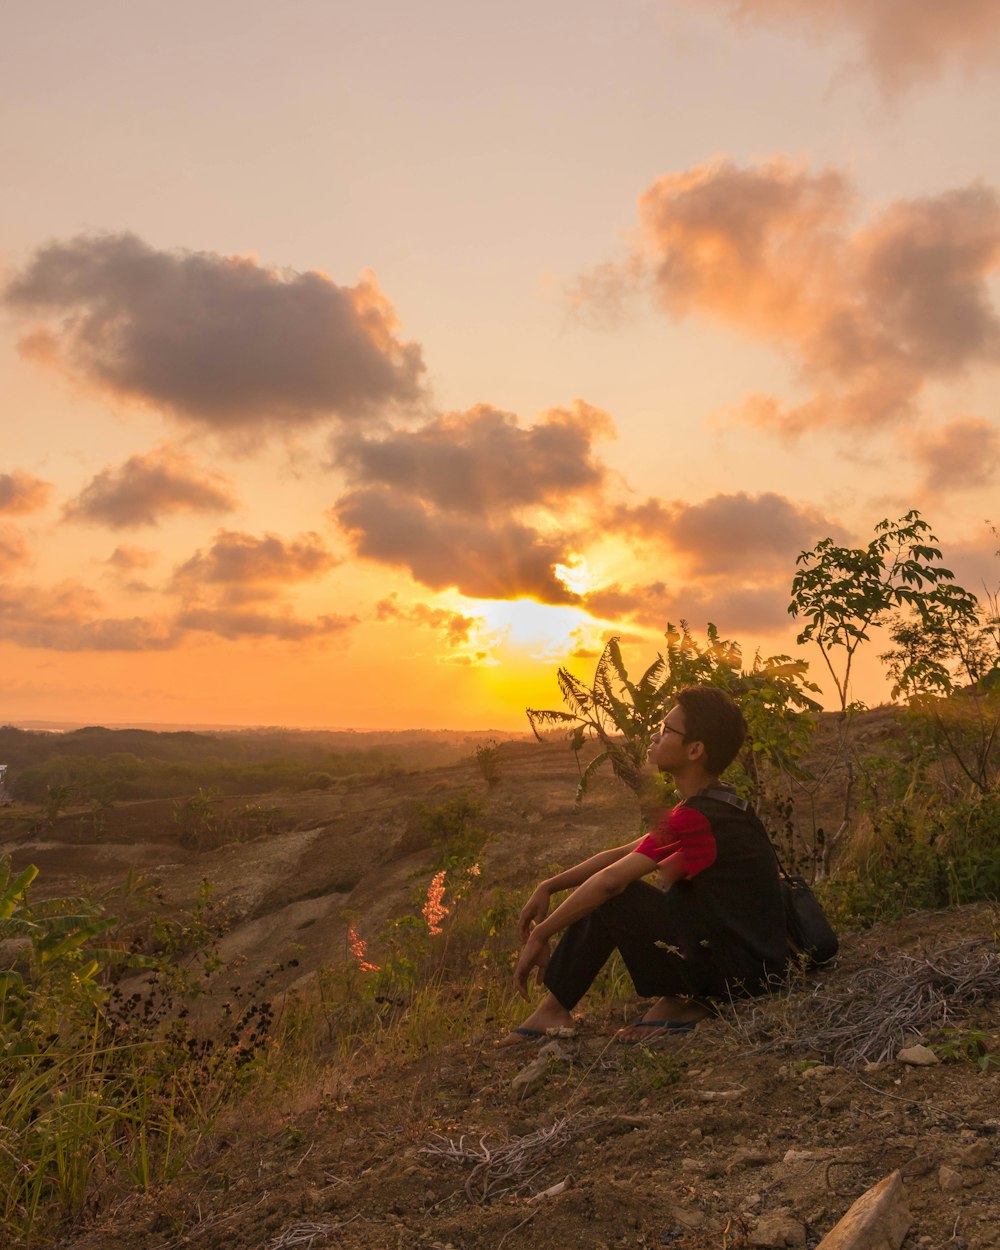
[496,993,576,1049]
[615,996,709,1043]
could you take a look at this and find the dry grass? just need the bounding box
[729,936,1000,1066]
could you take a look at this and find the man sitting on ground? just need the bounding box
[501,685,787,1045]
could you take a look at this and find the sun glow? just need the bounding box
[553,557,593,596]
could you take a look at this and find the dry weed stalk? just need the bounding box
[420,1114,582,1204]
[730,938,1000,1066]
[265,1216,359,1249]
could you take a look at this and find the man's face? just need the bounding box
[648,704,690,773]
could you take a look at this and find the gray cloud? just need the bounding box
[334,485,580,604]
[64,445,237,528]
[583,579,791,634]
[335,401,611,514]
[698,0,1000,95]
[175,530,337,595]
[910,417,1000,494]
[375,594,483,646]
[579,159,1000,436]
[176,606,355,641]
[608,491,839,573]
[329,402,613,603]
[5,232,424,431]
[0,470,52,515]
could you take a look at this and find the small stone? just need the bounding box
[783,1149,818,1164]
[671,1206,705,1229]
[741,1193,763,1210]
[728,1146,771,1172]
[896,1045,939,1066]
[957,1141,994,1168]
[749,1213,807,1246]
[803,1065,836,1079]
[510,1054,548,1099]
[938,1165,964,1193]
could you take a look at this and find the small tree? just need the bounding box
[881,576,1000,796]
[473,739,503,792]
[789,511,976,860]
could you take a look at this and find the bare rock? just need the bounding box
[510,1054,548,1099]
[749,1213,807,1247]
[671,1205,705,1229]
[509,1038,569,1100]
[896,1045,938,1066]
[815,1170,910,1250]
[956,1141,994,1168]
[783,1149,819,1164]
[728,1146,771,1172]
[938,1164,964,1193]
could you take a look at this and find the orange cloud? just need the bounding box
[4,233,424,432]
[105,545,156,573]
[607,491,840,574]
[64,445,237,528]
[0,470,52,515]
[697,0,1000,95]
[175,606,355,642]
[909,417,1000,495]
[0,582,178,651]
[582,159,1000,436]
[0,524,30,568]
[375,594,483,646]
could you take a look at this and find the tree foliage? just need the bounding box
[526,624,820,815]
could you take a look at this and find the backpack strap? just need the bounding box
[697,786,750,812]
[693,786,789,874]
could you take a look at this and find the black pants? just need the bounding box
[543,880,701,1010]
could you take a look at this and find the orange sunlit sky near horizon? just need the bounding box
[2,0,1000,732]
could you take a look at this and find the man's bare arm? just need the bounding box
[514,851,687,999]
[517,839,643,942]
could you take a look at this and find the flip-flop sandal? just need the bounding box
[616,1019,698,1045]
[495,1024,578,1049]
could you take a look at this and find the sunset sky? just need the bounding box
[3,0,1000,730]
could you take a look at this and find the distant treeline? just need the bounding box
[0,725,480,803]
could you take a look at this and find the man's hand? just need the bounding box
[514,931,551,1001]
[517,885,551,943]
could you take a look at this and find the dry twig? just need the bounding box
[265,1216,359,1249]
[420,1115,582,1204]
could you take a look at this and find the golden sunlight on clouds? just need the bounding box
[2,3,999,729]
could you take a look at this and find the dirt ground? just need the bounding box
[3,735,999,1249]
[58,904,1000,1250]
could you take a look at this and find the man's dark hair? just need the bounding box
[675,686,747,775]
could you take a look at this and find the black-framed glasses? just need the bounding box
[657,720,687,739]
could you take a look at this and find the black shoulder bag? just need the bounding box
[701,787,839,969]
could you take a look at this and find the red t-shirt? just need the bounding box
[634,803,718,879]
